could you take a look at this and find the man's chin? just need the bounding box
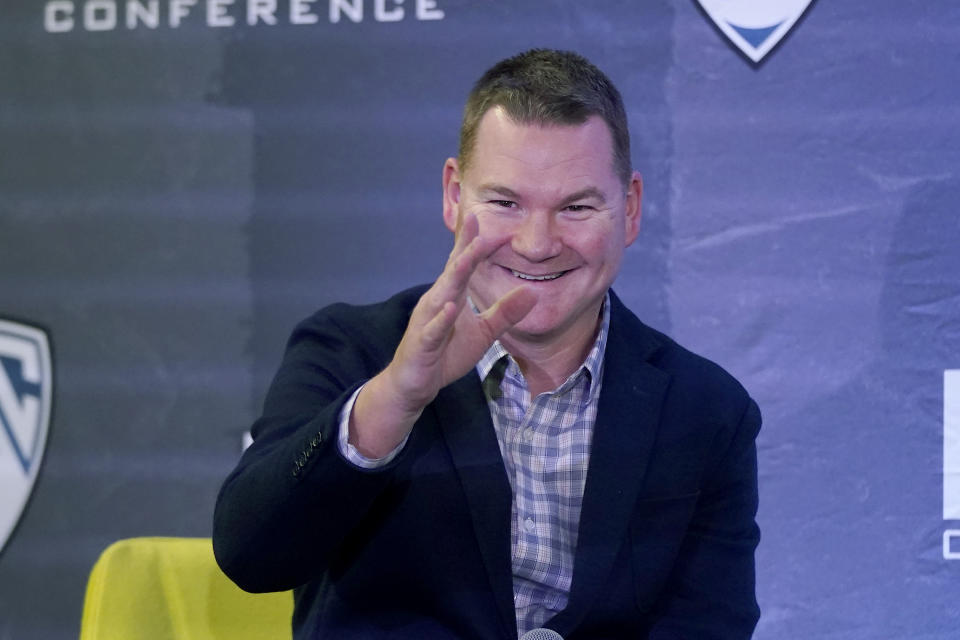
[502,297,606,346]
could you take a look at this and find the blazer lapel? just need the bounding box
[549,295,670,634]
[432,372,517,639]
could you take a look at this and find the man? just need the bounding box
[214,49,761,639]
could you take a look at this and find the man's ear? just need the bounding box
[442,157,461,233]
[624,170,643,246]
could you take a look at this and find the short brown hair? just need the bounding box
[458,49,632,186]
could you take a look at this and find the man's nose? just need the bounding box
[510,212,561,262]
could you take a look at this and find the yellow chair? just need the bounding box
[79,537,293,640]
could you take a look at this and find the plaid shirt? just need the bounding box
[475,294,609,636]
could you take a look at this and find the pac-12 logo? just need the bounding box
[0,319,53,554]
[695,0,815,63]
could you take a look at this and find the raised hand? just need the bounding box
[348,213,537,458]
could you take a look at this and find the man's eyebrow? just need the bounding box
[559,187,607,206]
[477,184,521,199]
[476,184,608,205]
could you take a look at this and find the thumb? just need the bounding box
[480,286,538,337]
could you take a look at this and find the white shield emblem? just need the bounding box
[696,0,815,63]
[0,319,53,553]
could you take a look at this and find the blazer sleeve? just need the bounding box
[647,396,762,640]
[212,302,406,593]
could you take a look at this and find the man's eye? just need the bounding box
[565,204,593,212]
[490,200,515,208]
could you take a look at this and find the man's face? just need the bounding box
[443,107,642,347]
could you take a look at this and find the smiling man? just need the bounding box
[214,50,761,640]
[441,108,639,393]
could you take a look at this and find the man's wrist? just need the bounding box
[337,384,408,468]
[347,372,423,459]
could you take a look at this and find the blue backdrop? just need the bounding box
[1,1,959,638]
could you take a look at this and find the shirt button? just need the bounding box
[522,429,534,442]
[524,517,535,532]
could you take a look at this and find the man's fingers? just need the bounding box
[499,286,539,326]
[429,219,511,314]
[445,211,480,268]
[443,236,487,293]
[479,286,538,338]
[419,301,458,351]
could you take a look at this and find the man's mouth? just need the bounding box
[510,269,568,281]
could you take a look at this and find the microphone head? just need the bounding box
[519,629,564,640]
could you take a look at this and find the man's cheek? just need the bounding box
[471,208,496,232]
[471,221,517,258]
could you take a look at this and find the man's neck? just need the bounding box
[499,304,604,397]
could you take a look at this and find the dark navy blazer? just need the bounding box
[213,286,761,639]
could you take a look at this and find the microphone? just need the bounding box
[519,629,564,640]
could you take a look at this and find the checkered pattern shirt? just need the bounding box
[475,294,609,636]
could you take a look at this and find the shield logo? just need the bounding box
[0,319,53,554]
[696,0,815,63]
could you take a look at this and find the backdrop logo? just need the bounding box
[695,0,813,63]
[945,370,960,559]
[42,0,445,33]
[0,320,53,554]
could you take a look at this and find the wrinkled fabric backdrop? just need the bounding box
[1,1,959,638]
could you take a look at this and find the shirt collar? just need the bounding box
[475,292,611,396]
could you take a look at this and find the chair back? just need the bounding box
[79,537,293,640]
